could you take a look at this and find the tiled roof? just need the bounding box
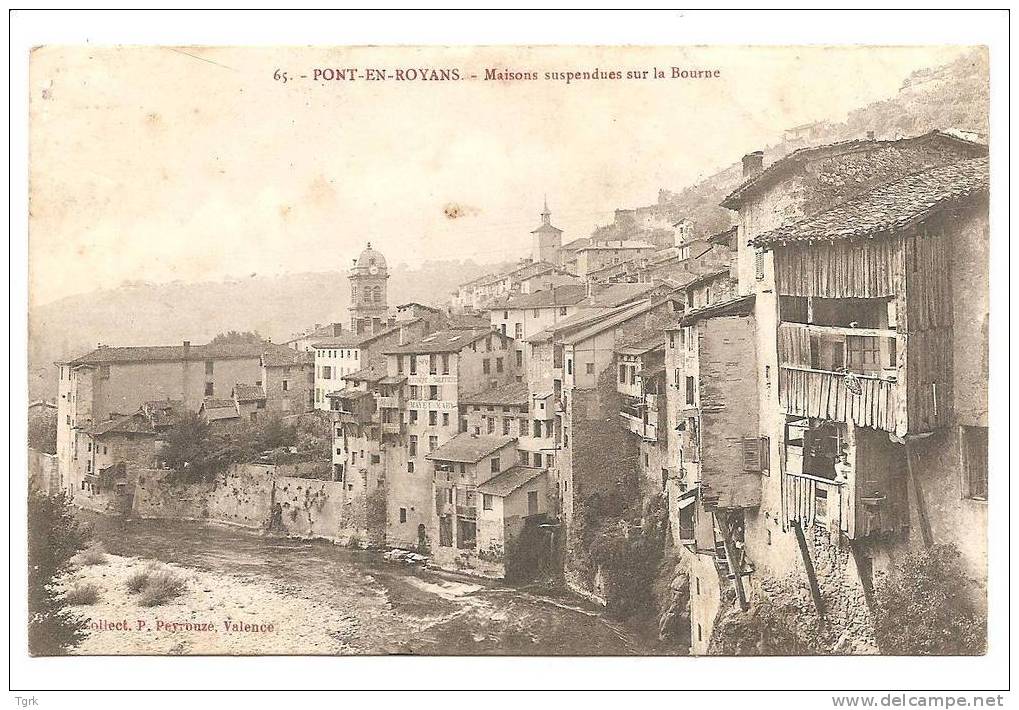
[203,399,236,409]
[232,384,265,402]
[751,157,989,247]
[524,303,636,343]
[342,356,388,383]
[87,412,157,437]
[577,240,655,252]
[261,343,313,367]
[478,466,546,497]
[679,294,756,326]
[461,381,529,407]
[562,298,666,346]
[721,130,987,210]
[383,328,503,355]
[707,225,738,245]
[616,331,666,355]
[425,434,516,464]
[446,314,491,330]
[312,334,365,349]
[66,341,267,366]
[141,399,183,427]
[325,388,373,400]
[493,284,588,311]
[560,237,591,251]
[575,282,661,309]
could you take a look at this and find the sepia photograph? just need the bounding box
[9,8,1010,701]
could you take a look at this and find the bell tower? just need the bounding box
[530,196,563,264]
[348,242,389,336]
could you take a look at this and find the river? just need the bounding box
[85,515,669,656]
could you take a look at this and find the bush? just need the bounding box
[125,569,152,594]
[63,583,101,606]
[28,491,90,655]
[78,543,107,566]
[874,544,985,655]
[138,571,187,607]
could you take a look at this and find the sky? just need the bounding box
[28,45,968,306]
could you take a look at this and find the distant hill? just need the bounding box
[639,48,989,242]
[27,259,514,401]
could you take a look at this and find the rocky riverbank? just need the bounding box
[58,553,363,655]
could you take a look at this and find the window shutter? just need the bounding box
[759,436,770,474]
[742,437,762,472]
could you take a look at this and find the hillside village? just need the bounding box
[31,124,990,655]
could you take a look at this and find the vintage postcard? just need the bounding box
[23,37,994,672]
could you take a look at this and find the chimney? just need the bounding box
[866,131,875,140]
[742,151,764,177]
[183,340,191,348]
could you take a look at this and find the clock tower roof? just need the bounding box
[352,242,388,274]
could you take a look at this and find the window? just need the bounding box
[429,354,437,375]
[429,410,437,426]
[519,450,529,466]
[409,435,417,456]
[429,435,438,451]
[409,410,419,424]
[429,385,439,401]
[962,426,988,501]
[669,332,675,348]
[685,376,695,405]
[442,412,450,427]
[282,380,289,392]
[490,457,500,474]
[205,382,214,397]
[410,356,417,375]
[515,323,523,339]
[847,336,880,373]
[407,461,415,473]
[483,494,493,511]
[397,355,404,375]
[205,360,214,376]
[483,359,491,374]
[399,508,407,523]
[566,359,573,375]
[515,350,523,368]
[410,385,419,399]
[487,417,495,434]
[533,309,540,318]
[439,515,453,547]
[502,418,511,435]
[441,354,450,375]
[322,366,332,379]
[496,357,504,373]
[674,368,681,388]
[560,307,567,316]
[503,311,509,319]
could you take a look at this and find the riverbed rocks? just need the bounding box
[57,555,361,655]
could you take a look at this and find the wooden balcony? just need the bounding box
[783,469,847,533]
[778,322,900,434]
[376,395,400,409]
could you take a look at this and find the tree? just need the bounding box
[28,492,90,655]
[161,411,212,481]
[28,408,58,454]
[210,330,265,345]
[874,544,985,655]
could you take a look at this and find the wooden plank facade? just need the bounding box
[773,227,953,435]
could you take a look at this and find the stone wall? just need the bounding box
[131,463,371,546]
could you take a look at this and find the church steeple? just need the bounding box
[531,197,563,265]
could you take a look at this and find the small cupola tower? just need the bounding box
[348,242,389,336]
[530,196,564,265]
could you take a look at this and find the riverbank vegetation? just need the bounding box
[874,544,985,655]
[28,491,91,655]
[162,410,332,483]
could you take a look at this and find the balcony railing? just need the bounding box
[778,322,900,433]
[381,421,404,436]
[778,366,899,434]
[783,469,846,532]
